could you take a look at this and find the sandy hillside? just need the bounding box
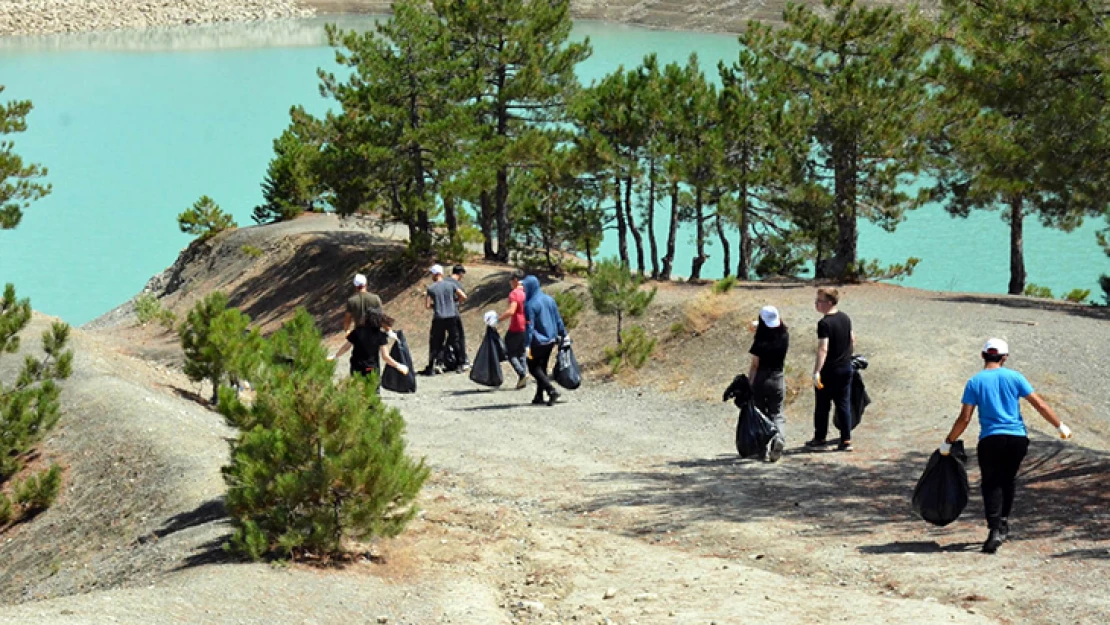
[1,214,1108,625]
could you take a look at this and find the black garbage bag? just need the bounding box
[552,338,582,390]
[911,440,970,527]
[469,326,505,387]
[493,328,509,362]
[834,354,872,432]
[725,375,778,459]
[381,330,417,394]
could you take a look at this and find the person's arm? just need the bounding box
[455,288,468,303]
[1025,393,1070,439]
[379,344,408,374]
[498,300,518,322]
[331,340,353,360]
[943,403,976,448]
[851,330,856,352]
[748,355,760,382]
[813,338,828,387]
[425,294,433,310]
[343,311,354,335]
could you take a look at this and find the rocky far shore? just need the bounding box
[0,0,314,37]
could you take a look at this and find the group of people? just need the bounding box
[330,264,569,407]
[745,286,1074,553]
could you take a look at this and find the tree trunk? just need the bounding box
[647,156,660,279]
[818,140,858,280]
[624,174,646,277]
[616,310,623,346]
[443,195,458,240]
[715,212,731,277]
[660,181,679,280]
[495,165,511,262]
[1008,195,1026,295]
[613,176,629,267]
[480,190,495,259]
[690,186,707,281]
[736,174,752,279]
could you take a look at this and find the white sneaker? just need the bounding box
[767,438,785,463]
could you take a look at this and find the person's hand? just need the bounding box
[938,440,952,456]
[396,364,409,376]
[1057,423,1072,440]
[526,347,532,360]
[326,353,337,362]
[812,373,824,389]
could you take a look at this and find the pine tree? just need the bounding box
[179,292,261,404]
[588,258,657,346]
[671,55,721,282]
[929,0,1110,294]
[220,309,428,560]
[0,89,51,231]
[742,0,932,280]
[253,128,322,225]
[177,195,237,243]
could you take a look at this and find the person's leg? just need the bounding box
[453,316,469,368]
[446,317,464,372]
[428,318,448,372]
[528,343,556,403]
[830,367,854,448]
[810,382,832,445]
[977,435,1006,530]
[753,370,785,461]
[505,331,528,381]
[998,436,1030,534]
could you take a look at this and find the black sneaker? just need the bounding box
[546,390,562,406]
[804,438,829,448]
[837,440,854,452]
[531,396,546,405]
[982,529,1003,554]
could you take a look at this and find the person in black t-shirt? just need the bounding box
[332,313,409,384]
[807,287,856,451]
[747,305,789,462]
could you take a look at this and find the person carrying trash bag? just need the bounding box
[496,268,530,389]
[747,305,789,462]
[808,287,857,452]
[381,326,418,394]
[912,440,970,527]
[330,312,409,390]
[938,338,1073,554]
[522,275,566,406]
[470,311,508,387]
[723,374,779,460]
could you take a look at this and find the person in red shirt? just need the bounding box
[497,268,529,389]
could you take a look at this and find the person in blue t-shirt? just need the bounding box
[940,338,1073,554]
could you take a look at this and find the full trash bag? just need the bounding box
[381,330,417,394]
[912,440,970,527]
[470,326,506,387]
[834,354,871,432]
[724,374,779,459]
[552,337,582,390]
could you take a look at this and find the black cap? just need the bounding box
[452,265,466,275]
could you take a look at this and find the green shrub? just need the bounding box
[603,325,657,374]
[669,321,687,337]
[134,293,176,329]
[858,257,921,282]
[0,493,12,525]
[552,290,586,330]
[589,258,657,347]
[179,292,262,405]
[1061,288,1091,303]
[178,195,237,242]
[1023,283,1054,299]
[240,244,264,259]
[712,275,738,294]
[13,464,62,513]
[220,309,428,560]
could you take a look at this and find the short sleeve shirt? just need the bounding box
[749,330,789,373]
[962,367,1034,439]
[346,291,382,327]
[426,280,459,319]
[816,311,852,372]
[347,326,389,373]
[508,287,526,333]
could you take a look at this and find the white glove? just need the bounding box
[1057,423,1072,440]
[396,364,409,376]
[938,441,952,456]
[386,330,398,341]
[484,310,499,327]
[326,353,337,362]
[812,373,824,389]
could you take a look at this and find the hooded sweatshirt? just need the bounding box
[522,275,566,348]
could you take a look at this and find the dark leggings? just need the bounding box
[813,365,853,442]
[528,342,556,400]
[977,434,1029,530]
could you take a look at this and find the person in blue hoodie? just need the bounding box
[522,275,567,406]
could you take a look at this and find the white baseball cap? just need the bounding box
[983,338,1009,355]
[352,273,367,287]
[429,264,444,275]
[759,305,781,328]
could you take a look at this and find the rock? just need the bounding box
[632,593,658,602]
[603,587,618,599]
[519,600,545,613]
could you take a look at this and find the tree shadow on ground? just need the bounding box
[858,541,980,554]
[230,233,418,334]
[931,293,1110,322]
[461,271,513,313]
[151,499,227,541]
[574,436,1110,549]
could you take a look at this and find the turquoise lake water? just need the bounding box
[0,17,1106,325]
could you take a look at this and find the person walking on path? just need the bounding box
[748,305,789,462]
[807,287,856,452]
[331,312,409,386]
[341,273,383,340]
[939,338,1072,554]
[423,264,467,374]
[448,265,471,371]
[497,268,530,389]
[522,275,566,406]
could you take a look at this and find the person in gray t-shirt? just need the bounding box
[423,264,467,373]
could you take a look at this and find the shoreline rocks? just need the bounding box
[0,0,315,37]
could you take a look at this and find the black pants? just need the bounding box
[813,365,853,442]
[977,434,1029,530]
[453,316,469,364]
[528,342,557,400]
[428,316,461,370]
[504,330,528,378]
